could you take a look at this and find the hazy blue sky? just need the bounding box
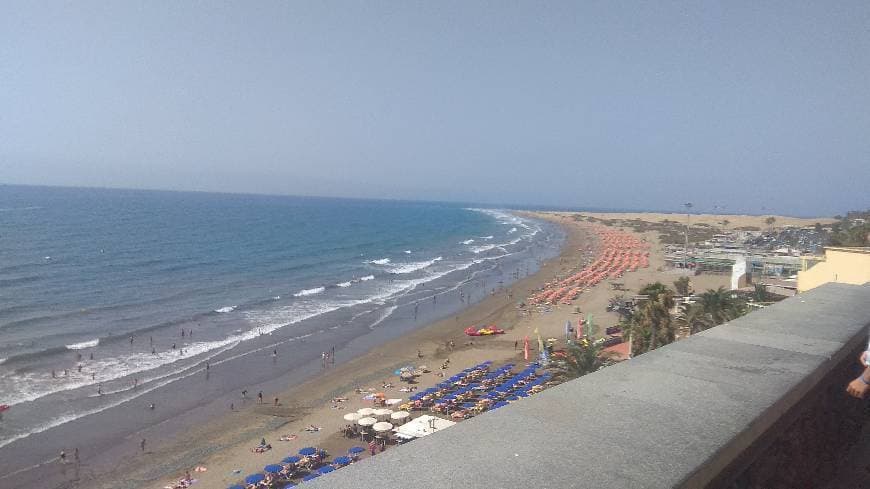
[2,2,868,216]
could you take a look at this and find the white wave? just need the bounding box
[460,239,475,245]
[404,250,412,254]
[360,275,375,281]
[336,281,352,288]
[293,287,325,297]
[367,258,391,265]
[0,340,235,450]
[386,257,443,274]
[508,227,517,234]
[214,305,236,313]
[66,339,99,350]
[479,236,494,240]
[469,244,497,254]
[369,305,398,330]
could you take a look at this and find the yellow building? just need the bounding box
[797,247,870,292]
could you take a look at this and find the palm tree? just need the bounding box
[697,287,746,325]
[673,276,691,296]
[624,283,677,355]
[551,340,608,380]
[676,302,712,335]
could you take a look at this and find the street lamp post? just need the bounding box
[683,202,693,269]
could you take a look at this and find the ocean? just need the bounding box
[0,185,563,474]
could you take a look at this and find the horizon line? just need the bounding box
[0,181,836,220]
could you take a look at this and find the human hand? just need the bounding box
[847,377,870,399]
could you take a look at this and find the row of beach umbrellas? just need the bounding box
[230,445,365,488]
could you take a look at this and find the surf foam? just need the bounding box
[293,287,325,297]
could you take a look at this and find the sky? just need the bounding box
[1,1,868,216]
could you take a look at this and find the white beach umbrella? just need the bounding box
[343,412,362,422]
[373,408,393,419]
[372,421,393,432]
[390,411,410,423]
[357,407,375,417]
[357,417,377,427]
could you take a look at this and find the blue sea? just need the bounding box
[0,185,562,468]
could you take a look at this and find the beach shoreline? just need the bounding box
[129,213,590,488]
[32,210,828,489]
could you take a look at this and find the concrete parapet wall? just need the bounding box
[313,283,870,489]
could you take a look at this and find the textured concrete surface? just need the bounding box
[312,283,870,489]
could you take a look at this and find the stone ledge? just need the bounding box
[312,283,870,489]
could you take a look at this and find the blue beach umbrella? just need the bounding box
[334,456,352,465]
[298,447,317,456]
[302,473,321,481]
[515,390,529,398]
[492,401,509,409]
[348,446,365,454]
[245,473,266,485]
[318,465,336,474]
[462,402,477,409]
[283,456,301,464]
[506,395,519,401]
[264,464,283,473]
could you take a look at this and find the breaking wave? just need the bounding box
[65,339,99,350]
[293,287,325,297]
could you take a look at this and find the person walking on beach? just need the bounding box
[274,397,279,407]
[74,447,79,464]
[242,389,248,399]
[140,438,146,452]
[368,440,377,456]
[257,391,263,404]
[130,335,134,345]
[321,352,327,368]
[413,302,419,320]
[60,450,67,464]
[97,384,102,395]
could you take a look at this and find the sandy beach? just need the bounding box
[79,210,826,489]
